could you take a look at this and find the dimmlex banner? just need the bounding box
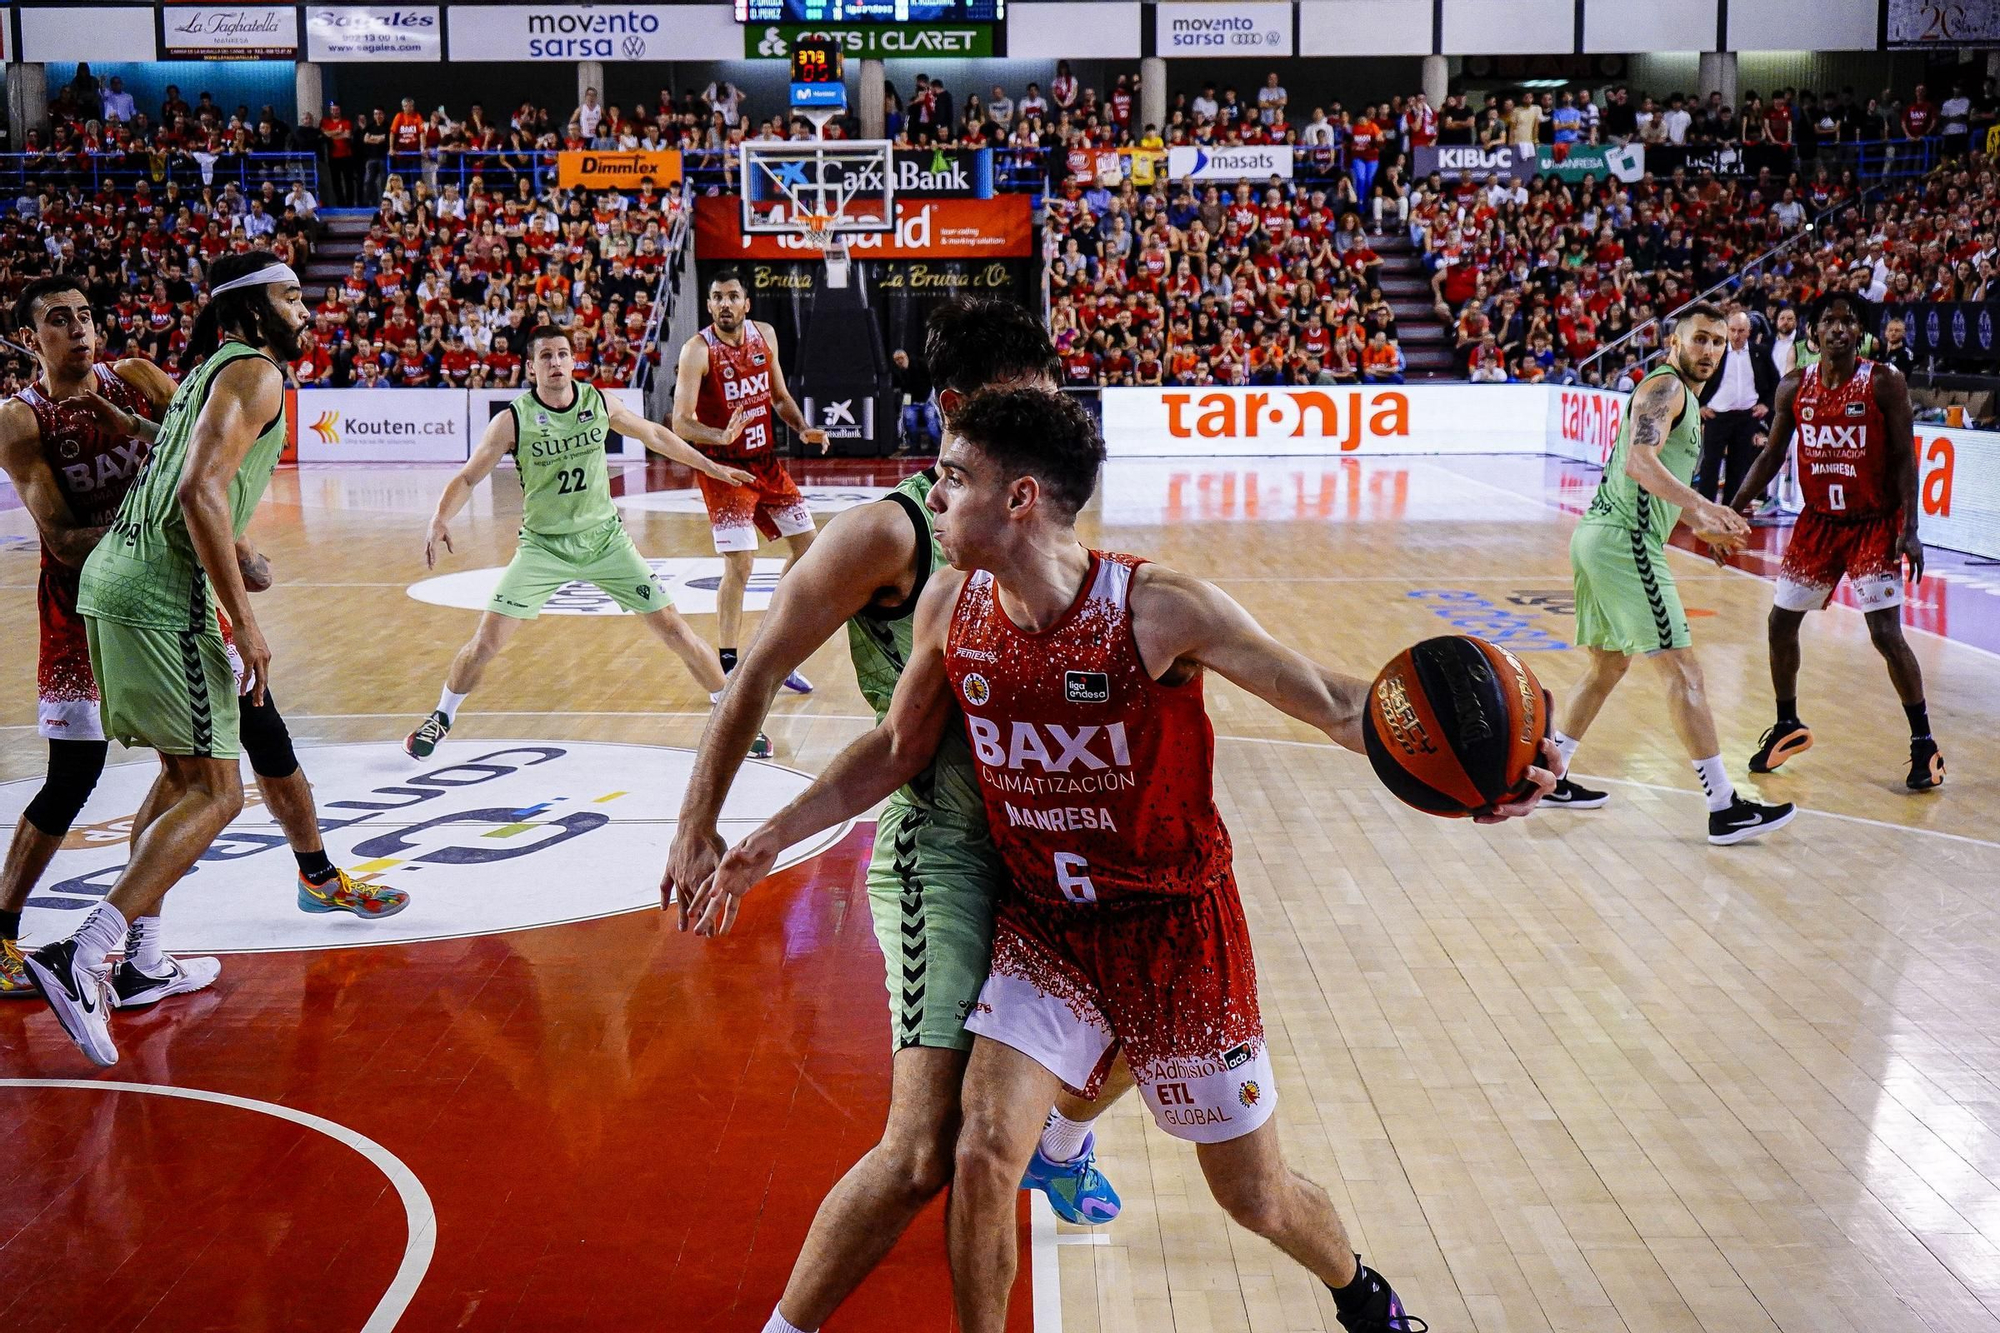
[1099,385,1555,457]
[306,6,442,61]
[694,196,1032,260]
[294,388,467,462]
[1167,145,1293,182]
[447,5,678,60]
[556,149,682,190]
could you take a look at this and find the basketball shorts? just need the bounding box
[84,614,240,759]
[698,457,814,554]
[865,790,1002,1052]
[37,560,103,742]
[1570,522,1690,656]
[488,519,669,619]
[965,879,1278,1145]
[1775,510,1904,613]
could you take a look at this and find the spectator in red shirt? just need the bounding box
[321,101,359,205]
[1350,109,1383,207]
[389,97,427,160]
[1902,84,1938,140]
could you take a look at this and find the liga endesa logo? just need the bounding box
[1160,389,1409,449]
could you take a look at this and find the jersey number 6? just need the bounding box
[1054,852,1099,904]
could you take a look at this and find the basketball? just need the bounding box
[1363,636,1550,818]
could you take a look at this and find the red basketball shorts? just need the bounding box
[1776,509,1904,613]
[696,457,814,553]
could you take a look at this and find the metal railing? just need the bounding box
[631,180,694,399]
[0,151,318,198]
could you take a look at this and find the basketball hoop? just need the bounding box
[800,213,834,251]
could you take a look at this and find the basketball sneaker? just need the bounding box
[1748,720,1813,773]
[781,670,813,694]
[1542,778,1609,808]
[1907,737,1946,791]
[22,937,117,1067]
[1020,1132,1122,1224]
[749,732,774,759]
[1330,1256,1427,1332]
[1,938,36,997]
[1707,795,1797,846]
[109,954,222,1009]
[299,867,411,918]
[404,709,451,759]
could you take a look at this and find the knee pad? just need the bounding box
[23,739,108,837]
[239,691,300,779]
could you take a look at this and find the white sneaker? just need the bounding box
[109,955,223,1009]
[24,938,118,1067]
[781,670,814,694]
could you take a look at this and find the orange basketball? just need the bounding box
[1362,636,1549,818]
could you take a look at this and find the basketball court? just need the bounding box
[4,448,1998,1332]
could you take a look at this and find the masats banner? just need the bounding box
[447,5,678,60]
[1100,385,1555,457]
[1167,145,1293,182]
[306,6,441,61]
[557,149,682,190]
[694,196,1032,261]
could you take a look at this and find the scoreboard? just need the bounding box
[737,0,1004,21]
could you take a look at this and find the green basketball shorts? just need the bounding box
[866,795,1002,1052]
[487,520,669,619]
[85,614,240,758]
[1571,521,1691,655]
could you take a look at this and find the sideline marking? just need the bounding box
[0,1079,436,1332]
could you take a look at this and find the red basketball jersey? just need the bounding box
[693,321,775,461]
[1793,359,1897,518]
[945,552,1232,906]
[19,362,156,549]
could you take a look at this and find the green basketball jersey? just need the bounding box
[1580,363,1703,545]
[510,382,616,538]
[78,341,287,630]
[845,470,984,819]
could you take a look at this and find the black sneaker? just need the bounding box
[1543,777,1609,808]
[1907,737,1946,791]
[22,938,118,1067]
[1707,795,1798,846]
[1330,1257,1427,1332]
[403,709,451,760]
[749,732,774,760]
[1748,720,1812,774]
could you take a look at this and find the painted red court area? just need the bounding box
[0,827,1033,1332]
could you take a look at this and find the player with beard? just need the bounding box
[0,272,409,1007]
[664,301,1127,1333]
[689,386,1559,1332]
[1729,292,1942,789]
[23,251,325,1066]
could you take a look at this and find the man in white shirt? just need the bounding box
[1661,94,1692,146]
[101,77,137,123]
[1577,88,1601,140]
[1257,73,1288,127]
[1696,310,1775,503]
[241,199,277,240]
[284,181,319,219]
[1302,109,1335,146]
[1771,188,1806,232]
[1863,239,1891,301]
[1769,305,1798,377]
[1192,83,1219,122]
[1018,84,1047,121]
[704,81,744,128]
[1941,83,1972,154]
[572,88,603,139]
[988,85,1014,126]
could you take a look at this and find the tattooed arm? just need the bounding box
[1623,370,1750,550]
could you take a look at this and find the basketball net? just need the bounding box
[803,213,854,289]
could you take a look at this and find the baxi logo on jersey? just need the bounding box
[722,372,771,403]
[1799,423,1869,454]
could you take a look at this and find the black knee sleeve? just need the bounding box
[238,690,300,779]
[23,739,108,837]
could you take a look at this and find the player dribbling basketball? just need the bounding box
[690,387,1560,1333]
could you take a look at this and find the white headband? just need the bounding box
[209,263,298,296]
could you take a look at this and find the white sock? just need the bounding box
[73,903,129,974]
[1553,729,1581,765]
[761,1310,812,1333]
[125,916,166,974]
[1693,755,1734,812]
[436,687,467,722]
[1038,1108,1094,1164]
[708,689,724,705]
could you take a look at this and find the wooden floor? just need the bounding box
[3,453,1999,1332]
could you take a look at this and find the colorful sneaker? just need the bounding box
[1330,1256,1427,1331]
[1,938,36,998]
[1020,1132,1121,1225]
[1542,777,1609,808]
[1748,720,1813,773]
[1907,737,1946,791]
[23,937,117,1067]
[299,867,412,918]
[109,954,222,1009]
[749,732,774,759]
[781,670,813,694]
[403,709,451,760]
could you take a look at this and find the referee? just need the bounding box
[1696,310,1778,504]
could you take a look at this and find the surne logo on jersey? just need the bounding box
[966,718,1133,773]
[722,372,771,403]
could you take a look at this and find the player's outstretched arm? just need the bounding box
[669,337,746,448]
[687,568,964,938]
[1625,372,1748,549]
[758,321,830,454]
[73,358,176,443]
[603,397,752,485]
[1876,363,1924,582]
[667,499,922,920]
[426,408,515,568]
[1730,370,1803,513]
[178,354,285,704]
[0,399,104,566]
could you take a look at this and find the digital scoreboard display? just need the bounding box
[791,35,844,82]
[737,0,1004,22]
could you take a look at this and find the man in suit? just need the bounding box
[1696,310,1779,504]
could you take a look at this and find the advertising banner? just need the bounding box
[306,6,442,61]
[1888,302,1998,361]
[1157,2,1293,57]
[556,149,682,190]
[1007,1,1140,58]
[1537,143,1645,183]
[295,389,469,462]
[23,7,156,61]
[1167,145,1293,182]
[695,196,1033,261]
[1413,144,1536,183]
[745,22,998,58]
[1913,427,2000,561]
[164,4,301,58]
[1545,385,1625,465]
[447,5,679,61]
[1099,385,1555,457]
